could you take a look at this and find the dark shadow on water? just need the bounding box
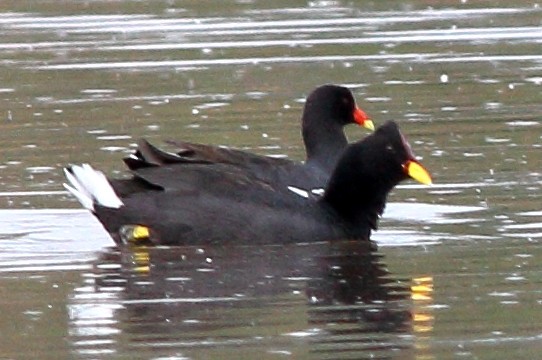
[70,239,421,359]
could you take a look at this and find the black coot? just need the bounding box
[124,84,373,190]
[64,121,431,246]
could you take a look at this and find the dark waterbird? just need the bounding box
[64,121,432,246]
[124,84,373,190]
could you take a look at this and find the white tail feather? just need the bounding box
[63,166,92,200]
[64,164,123,210]
[63,182,95,211]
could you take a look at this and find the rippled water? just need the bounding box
[0,1,541,359]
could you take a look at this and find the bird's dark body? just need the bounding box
[89,121,414,245]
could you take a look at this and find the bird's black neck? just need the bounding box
[302,114,348,175]
[320,143,401,233]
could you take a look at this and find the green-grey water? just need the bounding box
[0,1,541,359]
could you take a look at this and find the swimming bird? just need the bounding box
[64,121,431,246]
[124,84,374,190]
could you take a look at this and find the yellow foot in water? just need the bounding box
[119,224,151,245]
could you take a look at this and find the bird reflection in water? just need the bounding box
[69,240,434,359]
[306,240,411,356]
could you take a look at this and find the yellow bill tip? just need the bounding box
[405,160,433,185]
[363,119,375,131]
[353,107,374,131]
